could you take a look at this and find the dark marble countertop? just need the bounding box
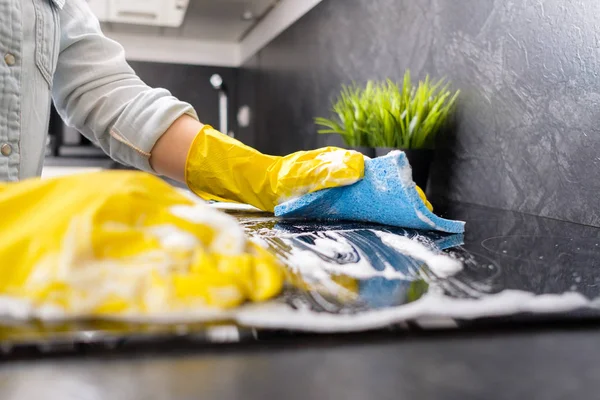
[4,164,600,398]
[2,325,600,400]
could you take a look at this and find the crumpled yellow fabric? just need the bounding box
[185,125,365,212]
[0,171,283,319]
[185,125,433,212]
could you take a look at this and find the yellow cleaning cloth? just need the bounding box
[0,171,283,319]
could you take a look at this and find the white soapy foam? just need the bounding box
[278,178,361,206]
[0,297,32,320]
[281,250,333,282]
[375,231,462,277]
[101,307,235,324]
[313,149,361,186]
[284,231,407,280]
[249,236,270,249]
[379,261,413,280]
[394,152,414,185]
[415,209,437,228]
[384,150,402,157]
[235,290,592,333]
[0,288,592,328]
[34,304,67,321]
[208,202,261,212]
[149,225,200,250]
[313,235,356,257]
[170,204,245,255]
[316,149,350,171]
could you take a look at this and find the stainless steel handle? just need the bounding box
[210,74,233,137]
[218,91,228,136]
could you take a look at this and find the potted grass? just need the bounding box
[314,83,378,158]
[315,70,459,189]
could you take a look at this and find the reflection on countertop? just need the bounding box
[0,201,599,358]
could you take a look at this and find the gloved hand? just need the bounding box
[0,171,283,320]
[185,125,365,212]
[184,125,433,212]
[416,186,433,211]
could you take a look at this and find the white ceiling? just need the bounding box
[100,0,323,67]
[101,0,278,42]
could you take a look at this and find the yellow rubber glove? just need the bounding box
[185,125,365,212]
[0,171,283,320]
[416,186,433,212]
[185,125,433,212]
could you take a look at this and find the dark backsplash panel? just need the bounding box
[235,55,260,147]
[242,0,600,227]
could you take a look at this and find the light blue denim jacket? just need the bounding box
[0,0,198,181]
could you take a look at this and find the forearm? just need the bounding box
[149,115,203,182]
[53,0,198,173]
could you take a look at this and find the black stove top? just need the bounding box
[1,202,599,356]
[447,203,600,299]
[228,202,600,328]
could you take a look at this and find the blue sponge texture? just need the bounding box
[275,151,465,234]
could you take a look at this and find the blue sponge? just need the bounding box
[275,151,465,234]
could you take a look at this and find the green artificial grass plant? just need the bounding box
[315,70,459,149]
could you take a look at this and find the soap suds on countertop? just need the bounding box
[0,205,591,333]
[0,286,593,329]
[235,290,592,333]
[282,231,411,280]
[276,229,462,281]
[375,231,462,277]
[208,202,261,212]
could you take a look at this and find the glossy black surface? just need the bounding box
[1,203,598,356]
[4,328,600,400]
[239,215,483,314]
[233,203,600,323]
[440,203,600,297]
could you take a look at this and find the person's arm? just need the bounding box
[51,1,368,212]
[149,115,202,182]
[51,0,198,179]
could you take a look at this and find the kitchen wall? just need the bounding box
[238,0,600,227]
[127,61,238,135]
[236,55,260,147]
